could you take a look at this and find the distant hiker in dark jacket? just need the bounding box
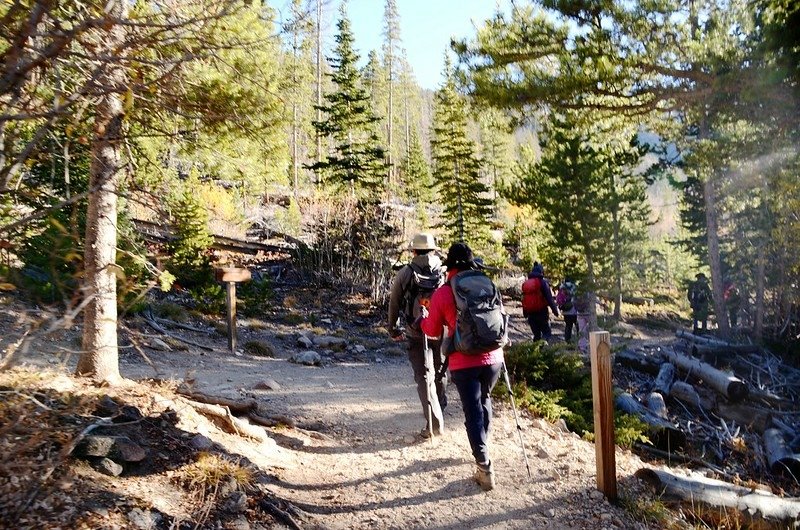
[556,278,578,342]
[521,262,559,341]
[421,242,504,491]
[388,233,446,437]
[724,280,741,328]
[688,273,712,334]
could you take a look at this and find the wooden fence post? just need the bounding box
[590,330,617,502]
[215,268,251,355]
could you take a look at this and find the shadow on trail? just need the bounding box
[267,456,464,493]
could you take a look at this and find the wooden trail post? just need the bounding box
[215,267,251,355]
[590,330,617,502]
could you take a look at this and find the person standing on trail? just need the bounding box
[724,280,742,329]
[388,233,447,437]
[688,273,712,334]
[521,262,559,341]
[420,242,504,491]
[556,278,578,342]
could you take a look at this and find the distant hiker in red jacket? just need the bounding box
[521,262,559,341]
[421,242,504,491]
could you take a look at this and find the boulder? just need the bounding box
[190,434,214,451]
[77,435,146,462]
[253,379,281,391]
[312,335,347,350]
[244,340,275,357]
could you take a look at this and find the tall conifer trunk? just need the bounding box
[76,0,127,383]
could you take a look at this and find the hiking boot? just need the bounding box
[418,427,433,440]
[474,461,495,491]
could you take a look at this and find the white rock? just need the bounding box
[147,338,172,351]
[296,335,314,348]
[290,350,321,366]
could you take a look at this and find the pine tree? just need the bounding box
[310,4,386,196]
[430,56,492,245]
[403,129,433,216]
[382,0,402,187]
[477,108,515,217]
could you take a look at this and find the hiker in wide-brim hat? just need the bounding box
[388,233,447,437]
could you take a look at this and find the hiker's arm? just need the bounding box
[544,280,559,315]
[387,267,409,334]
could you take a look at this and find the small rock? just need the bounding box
[128,508,161,530]
[554,419,570,433]
[190,434,214,451]
[224,491,248,513]
[147,338,172,351]
[218,477,238,497]
[226,516,250,530]
[115,405,143,423]
[352,344,366,353]
[320,318,333,325]
[537,447,550,459]
[253,379,281,391]
[545,508,556,517]
[94,457,123,477]
[313,335,347,350]
[290,350,321,366]
[590,489,605,501]
[77,435,146,462]
[94,395,120,417]
[296,335,314,348]
[114,437,147,462]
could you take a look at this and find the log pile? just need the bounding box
[615,330,800,522]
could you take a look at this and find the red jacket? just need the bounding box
[421,269,504,371]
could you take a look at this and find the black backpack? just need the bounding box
[449,270,509,355]
[404,263,444,325]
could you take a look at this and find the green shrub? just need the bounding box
[189,283,225,315]
[238,279,273,318]
[501,340,648,443]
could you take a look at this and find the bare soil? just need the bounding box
[0,291,670,530]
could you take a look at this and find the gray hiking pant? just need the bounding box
[407,336,448,419]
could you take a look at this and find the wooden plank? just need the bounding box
[590,331,617,502]
[215,267,252,283]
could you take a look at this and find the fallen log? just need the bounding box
[635,467,800,525]
[691,344,760,359]
[247,412,297,429]
[662,349,749,402]
[177,397,268,442]
[153,317,213,335]
[616,392,685,449]
[676,329,734,347]
[615,349,662,376]
[632,443,729,477]
[765,428,800,479]
[175,388,257,415]
[668,381,706,409]
[653,363,675,395]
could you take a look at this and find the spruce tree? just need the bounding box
[431,57,492,245]
[310,4,386,196]
[403,129,433,217]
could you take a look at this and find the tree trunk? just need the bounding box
[755,245,765,340]
[315,0,323,186]
[76,0,127,384]
[611,176,622,320]
[661,349,748,402]
[585,245,598,331]
[703,172,729,338]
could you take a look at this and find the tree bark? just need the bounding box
[662,349,749,402]
[755,245,766,340]
[652,363,675,395]
[76,1,127,384]
[611,175,622,320]
[764,428,800,478]
[636,467,800,524]
[703,170,730,338]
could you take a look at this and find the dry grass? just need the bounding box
[176,452,253,492]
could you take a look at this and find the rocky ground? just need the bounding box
[0,287,691,530]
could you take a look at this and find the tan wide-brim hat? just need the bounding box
[409,232,438,251]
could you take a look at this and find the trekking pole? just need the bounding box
[501,362,532,479]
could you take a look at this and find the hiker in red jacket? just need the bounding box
[420,242,504,491]
[521,262,559,341]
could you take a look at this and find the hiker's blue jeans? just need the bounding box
[451,363,503,465]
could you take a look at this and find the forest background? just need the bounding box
[0,0,798,382]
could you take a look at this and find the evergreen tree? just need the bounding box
[403,129,433,216]
[477,108,515,217]
[382,0,402,187]
[430,56,492,245]
[310,4,386,196]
